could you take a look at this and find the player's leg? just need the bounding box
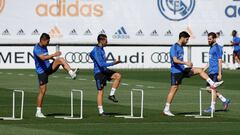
[232,51,240,69]
[37,84,47,108]
[95,73,107,115]
[236,51,240,68]
[163,85,179,116]
[35,73,48,118]
[204,88,217,113]
[108,72,121,102]
[233,52,236,64]
[36,84,47,118]
[235,55,240,64]
[51,57,78,79]
[97,89,105,115]
[204,74,218,113]
[211,72,230,110]
[204,74,230,112]
[216,92,230,110]
[111,72,121,89]
[191,67,223,88]
[163,73,181,116]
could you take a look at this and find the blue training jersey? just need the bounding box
[209,43,223,75]
[33,43,51,74]
[232,36,240,51]
[170,43,185,73]
[89,45,115,75]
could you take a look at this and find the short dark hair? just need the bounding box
[97,34,107,42]
[179,31,190,39]
[232,30,237,37]
[208,32,217,38]
[216,32,220,36]
[40,33,50,41]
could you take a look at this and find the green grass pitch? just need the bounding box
[0,69,239,135]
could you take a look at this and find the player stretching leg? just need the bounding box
[90,34,122,116]
[33,33,78,118]
[163,31,224,116]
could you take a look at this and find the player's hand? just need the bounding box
[114,58,122,65]
[53,51,61,57]
[217,74,222,81]
[185,61,193,67]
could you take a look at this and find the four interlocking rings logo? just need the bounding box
[157,0,195,21]
[151,52,170,63]
[65,52,93,63]
[65,51,170,64]
[0,0,5,13]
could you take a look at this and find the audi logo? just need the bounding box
[151,52,170,63]
[65,52,93,63]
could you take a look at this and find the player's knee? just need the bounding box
[115,73,121,80]
[39,86,46,94]
[195,68,203,74]
[98,90,103,95]
[173,86,178,89]
[171,85,178,90]
[58,57,66,63]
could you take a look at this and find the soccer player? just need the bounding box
[163,31,224,116]
[33,33,78,118]
[230,30,240,69]
[203,32,230,113]
[90,34,122,116]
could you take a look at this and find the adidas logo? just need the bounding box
[150,30,158,36]
[17,29,25,35]
[99,29,106,34]
[113,26,130,39]
[31,29,40,35]
[202,30,208,36]
[165,30,173,36]
[69,29,78,35]
[84,29,92,36]
[2,29,10,36]
[48,26,63,38]
[136,29,144,36]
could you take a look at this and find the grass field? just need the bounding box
[0,69,240,135]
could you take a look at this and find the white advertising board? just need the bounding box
[0,45,235,69]
[0,0,239,44]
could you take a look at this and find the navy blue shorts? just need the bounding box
[171,68,194,85]
[37,62,59,86]
[206,73,219,86]
[94,69,116,90]
[233,50,240,56]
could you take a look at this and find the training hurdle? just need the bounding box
[55,89,83,120]
[115,89,144,119]
[185,87,214,119]
[0,90,24,120]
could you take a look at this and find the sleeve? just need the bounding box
[237,37,240,44]
[233,37,240,45]
[33,47,44,56]
[93,48,115,67]
[216,46,223,59]
[170,45,177,58]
